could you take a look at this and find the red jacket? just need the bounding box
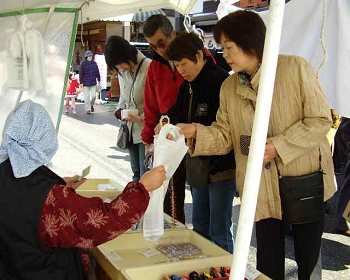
[142,54,184,144]
[66,79,80,95]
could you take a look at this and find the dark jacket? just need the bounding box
[79,60,100,86]
[167,60,235,178]
[0,160,82,280]
[141,52,184,144]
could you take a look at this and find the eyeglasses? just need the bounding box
[148,39,168,51]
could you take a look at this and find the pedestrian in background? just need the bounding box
[79,50,100,114]
[65,72,79,115]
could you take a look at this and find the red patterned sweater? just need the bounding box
[39,181,149,248]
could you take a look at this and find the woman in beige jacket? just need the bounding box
[178,11,336,280]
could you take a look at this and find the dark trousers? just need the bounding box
[256,217,324,280]
[163,160,186,224]
[333,117,350,232]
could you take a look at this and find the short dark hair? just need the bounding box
[166,32,205,63]
[143,14,173,38]
[214,10,266,62]
[105,36,138,71]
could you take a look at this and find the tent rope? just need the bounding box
[183,14,205,41]
[78,1,91,47]
[317,0,328,79]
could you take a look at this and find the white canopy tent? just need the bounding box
[0,1,348,279]
[0,0,197,143]
[0,0,197,22]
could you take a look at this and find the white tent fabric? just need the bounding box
[0,0,197,22]
[0,0,198,143]
[217,0,350,117]
[0,10,76,143]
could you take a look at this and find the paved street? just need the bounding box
[51,102,349,279]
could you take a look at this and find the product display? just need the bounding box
[165,267,232,280]
[156,242,202,260]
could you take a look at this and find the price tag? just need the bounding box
[74,165,91,180]
[137,248,159,258]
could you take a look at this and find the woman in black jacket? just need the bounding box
[166,32,236,253]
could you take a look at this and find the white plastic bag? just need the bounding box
[143,124,188,241]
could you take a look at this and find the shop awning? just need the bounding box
[132,9,166,22]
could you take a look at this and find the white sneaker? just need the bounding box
[64,109,69,114]
[72,110,77,115]
[86,110,91,114]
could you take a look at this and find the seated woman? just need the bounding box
[0,100,165,279]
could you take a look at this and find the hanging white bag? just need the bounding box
[142,124,188,241]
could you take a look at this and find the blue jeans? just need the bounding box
[128,142,146,182]
[191,178,236,253]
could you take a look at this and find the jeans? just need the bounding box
[256,218,324,280]
[191,178,235,253]
[128,142,146,182]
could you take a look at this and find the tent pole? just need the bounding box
[15,90,23,106]
[229,1,285,279]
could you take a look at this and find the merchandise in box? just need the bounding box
[76,178,122,200]
[94,229,271,280]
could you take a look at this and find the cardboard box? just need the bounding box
[94,229,270,280]
[125,258,270,280]
[94,229,230,280]
[76,178,122,200]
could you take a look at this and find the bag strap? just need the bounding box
[129,57,146,105]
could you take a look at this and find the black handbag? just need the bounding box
[186,154,210,189]
[116,120,129,149]
[185,84,210,189]
[277,151,324,224]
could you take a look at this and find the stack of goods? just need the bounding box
[156,243,202,261]
[165,267,231,280]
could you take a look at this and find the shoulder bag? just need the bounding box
[276,151,324,224]
[185,84,210,189]
[116,58,145,149]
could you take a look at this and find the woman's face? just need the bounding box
[173,51,204,82]
[220,34,258,75]
[116,62,131,72]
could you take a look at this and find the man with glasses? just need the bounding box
[141,14,185,223]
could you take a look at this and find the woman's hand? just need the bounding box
[139,165,166,192]
[63,177,87,190]
[176,123,197,139]
[154,123,161,135]
[127,114,143,124]
[264,143,277,164]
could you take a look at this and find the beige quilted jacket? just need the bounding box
[192,55,336,222]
